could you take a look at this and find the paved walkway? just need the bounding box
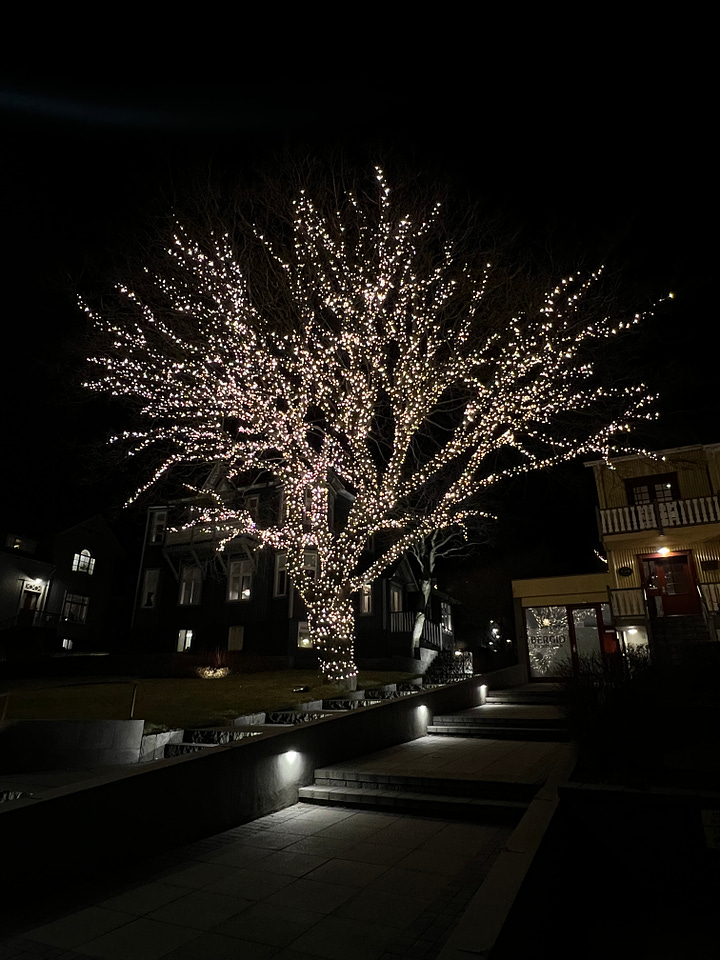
[1,704,572,959]
[2,800,513,960]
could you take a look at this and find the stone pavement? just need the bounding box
[1,704,572,960]
[1,801,513,960]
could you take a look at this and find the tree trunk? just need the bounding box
[306,592,357,685]
[412,579,432,649]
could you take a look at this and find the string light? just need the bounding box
[83,170,656,683]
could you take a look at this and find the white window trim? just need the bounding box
[72,549,95,575]
[228,559,253,602]
[179,565,202,606]
[177,628,193,652]
[360,582,372,615]
[274,552,287,596]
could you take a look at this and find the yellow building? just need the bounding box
[513,444,720,680]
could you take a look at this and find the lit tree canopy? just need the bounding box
[83,169,656,683]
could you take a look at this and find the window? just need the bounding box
[390,584,403,613]
[626,473,679,506]
[245,495,260,521]
[228,560,253,601]
[228,625,244,650]
[177,628,193,652]
[304,551,318,580]
[6,533,36,553]
[297,621,312,648]
[441,602,453,633]
[150,509,168,544]
[359,583,372,615]
[274,553,287,596]
[63,593,89,623]
[72,549,95,575]
[179,565,202,605]
[62,638,73,650]
[303,486,313,522]
[141,569,160,607]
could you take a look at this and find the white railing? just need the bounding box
[609,587,646,619]
[600,496,720,535]
[700,582,720,614]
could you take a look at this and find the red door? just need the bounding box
[640,553,700,617]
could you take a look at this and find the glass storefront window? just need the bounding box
[525,606,572,678]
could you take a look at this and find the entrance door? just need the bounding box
[640,553,700,617]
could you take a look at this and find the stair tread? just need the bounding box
[298,785,528,808]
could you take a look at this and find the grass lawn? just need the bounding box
[1,670,418,731]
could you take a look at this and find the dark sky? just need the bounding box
[0,82,715,574]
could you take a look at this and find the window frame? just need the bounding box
[62,593,89,624]
[274,552,288,597]
[179,565,202,606]
[72,549,96,575]
[141,568,160,608]
[228,559,253,602]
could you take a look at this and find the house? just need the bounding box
[0,516,128,657]
[512,443,720,679]
[132,469,456,669]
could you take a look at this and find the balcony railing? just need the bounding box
[600,496,720,535]
[609,587,646,620]
[389,610,442,648]
[164,524,242,547]
[700,582,720,614]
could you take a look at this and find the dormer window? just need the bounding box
[72,549,95,575]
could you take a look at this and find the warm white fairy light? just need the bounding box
[83,170,656,683]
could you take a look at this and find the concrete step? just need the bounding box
[297,784,528,824]
[312,769,538,802]
[433,713,566,728]
[427,723,571,741]
[486,692,564,706]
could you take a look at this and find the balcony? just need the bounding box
[599,496,720,536]
[389,610,445,649]
[164,524,244,549]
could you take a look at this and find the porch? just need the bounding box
[389,610,454,652]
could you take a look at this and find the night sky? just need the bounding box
[0,82,715,595]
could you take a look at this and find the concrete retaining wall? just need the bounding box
[0,665,525,891]
[0,719,145,771]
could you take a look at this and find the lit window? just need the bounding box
[297,621,312,648]
[63,594,89,623]
[228,624,244,650]
[274,553,287,596]
[72,549,95,575]
[142,569,160,607]
[228,560,253,601]
[177,628,193,651]
[360,583,372,615]
[441,602,453,633]
[62,638,73,650]
[390,584,403,613]
[179,565,202,605]
[150,509,168,544]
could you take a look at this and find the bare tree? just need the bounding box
[82,168,655,684]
